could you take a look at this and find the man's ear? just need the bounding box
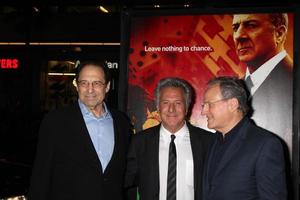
[105,81,111,93]
[74,79,79,92]
[228,98,239,112]
[275,25,287,46]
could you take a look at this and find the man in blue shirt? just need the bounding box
[29,61,132,200]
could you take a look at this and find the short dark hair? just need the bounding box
[155,77,193,109]
[269,13,288,29]
[75,61,111,84]
[207,76,250,116]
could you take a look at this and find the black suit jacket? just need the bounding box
[250,55,293,147]
[125,123,213,200]
[28,103,132,200]
[203,118,287,200]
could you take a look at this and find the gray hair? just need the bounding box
[155,77,192,109]
[269,13,288,29]
[207,76,249,116]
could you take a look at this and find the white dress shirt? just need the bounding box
[245,50,287,95]
[159,123,194,200]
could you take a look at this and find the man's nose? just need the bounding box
[168,103,175,112]
[87,83,94,92]
[234,26,247,41]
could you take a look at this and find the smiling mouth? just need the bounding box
[167,115,177,117]
[86,96,96,99]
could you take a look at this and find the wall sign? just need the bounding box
[0,58,19,69]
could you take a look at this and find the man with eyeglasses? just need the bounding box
[201,76,287,200]
[28,61,132,200]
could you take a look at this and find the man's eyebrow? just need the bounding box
[232,22,240,30]
[243,19,258,23]
[232,19,242,27]
[232,19,258,27]
[232,22,239,26]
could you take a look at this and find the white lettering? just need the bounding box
[144,46,161,52]
[107,62,118,69]
[162,46,183,52]
[190,46,212,52]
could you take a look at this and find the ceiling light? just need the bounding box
[32,7,40,12]
[0,42,26,45]
[99,6,109,13]
[48,72,76,76]
[154,5,160,8]
[29,42,120,46]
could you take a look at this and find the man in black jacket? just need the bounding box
[29,61,132,200]
[125,77,213,200]
[201,76,287,200]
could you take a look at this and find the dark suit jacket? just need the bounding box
[28,103,132,200]
[125,123,213,200]
[250,55,293,147]
[203,118,287,200]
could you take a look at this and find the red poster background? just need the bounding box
[127,13,294,152]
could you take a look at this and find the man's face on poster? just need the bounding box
[232,14,278,67]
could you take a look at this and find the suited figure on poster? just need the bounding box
[232,13,293,150]
[125,77,213,200]
[201,76,287,200]
[28,61,132,200]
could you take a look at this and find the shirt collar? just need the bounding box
[78,99,111,119]
[245,50,287,94]
[218,116,248,142]
[160,122,188,143]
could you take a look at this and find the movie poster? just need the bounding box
[126,13,294,154]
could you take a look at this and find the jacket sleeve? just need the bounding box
[28,114,55,200]
[256,136,287,200]
[124,134,139,189]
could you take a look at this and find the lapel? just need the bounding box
[103,109,121,173]
[203,136,217,195]
[256,58,291,93]
[188,124,203,192]
[251,55,292,99]
[73,103,104,174]
[149,125,161,196]
[211,119,250,179]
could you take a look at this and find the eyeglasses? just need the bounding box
[77,80,106,88]
[201,98,229,109]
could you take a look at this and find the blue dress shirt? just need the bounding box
[78,100,114,172]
